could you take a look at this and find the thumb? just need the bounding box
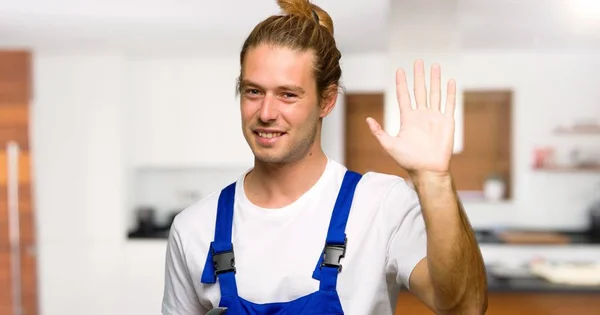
[366,117,392,149]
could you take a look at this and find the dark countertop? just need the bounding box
[128,229,169,239]
[475,229,600,245]
[398,274,600,294]
[130,228,600,245]
[487,274,600,293]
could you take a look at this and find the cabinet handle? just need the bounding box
[7,141,23,315]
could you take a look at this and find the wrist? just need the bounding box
[409,170,452,187]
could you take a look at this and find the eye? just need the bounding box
[281,92,297,99]
[244,88,261,95]
[243,89,263,100]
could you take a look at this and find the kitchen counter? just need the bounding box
[487,274,600,293]
[397,273,600,294]
[130,228,600,243]
[396,290,600,315]
[128,229,169,239]
[475,229,600,245]
[396,270,600,314]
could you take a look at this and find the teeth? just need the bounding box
[258,132,282,138]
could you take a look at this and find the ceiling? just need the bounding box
[0,0,389,55]
[458,0,600,51]
[0,0,599,55]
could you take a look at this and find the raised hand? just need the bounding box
[366,60,456,176]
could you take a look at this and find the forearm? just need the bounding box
[411,171,488,314]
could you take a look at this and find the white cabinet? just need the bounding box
[126,57,254,168]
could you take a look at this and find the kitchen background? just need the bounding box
[1,0,600,314]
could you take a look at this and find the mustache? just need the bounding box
[249,121,284,129]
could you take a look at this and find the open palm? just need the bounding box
[367,60,456,175]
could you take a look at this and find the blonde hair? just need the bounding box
[237,0,342,101]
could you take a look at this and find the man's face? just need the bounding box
[239,44,334,164]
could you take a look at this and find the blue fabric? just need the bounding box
[201,170,362,314]
[312,171,362,281]
[201,182,236,285]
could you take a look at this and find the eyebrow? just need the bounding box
[240,80,305,94]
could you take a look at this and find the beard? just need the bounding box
[245,119,320,165]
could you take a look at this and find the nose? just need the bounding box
[258,94,279,123]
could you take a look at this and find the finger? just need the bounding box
[445,79,457,117]
[395,68,412,116]
[366,117,392,150]
[413,59,427,109]
[430,63,441,111]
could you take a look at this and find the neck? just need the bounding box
[244,148,328,209]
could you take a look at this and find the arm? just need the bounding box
[408,171,487,314]
[162,224,208,315]
[366,59,488,314]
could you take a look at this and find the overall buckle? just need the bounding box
[320,238,347,273]
[212,247,236,276]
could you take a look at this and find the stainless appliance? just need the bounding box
[589,199,600,242]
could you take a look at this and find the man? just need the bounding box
[162,1,487,314]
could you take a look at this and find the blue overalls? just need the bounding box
[200,170,362,314]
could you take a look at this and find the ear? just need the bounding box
[319,85,339,118]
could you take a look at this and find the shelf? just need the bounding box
[533,165,600,172]
[554,126,600,135]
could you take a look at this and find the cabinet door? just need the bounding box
[395,291,600,314]
[0,51,37,315]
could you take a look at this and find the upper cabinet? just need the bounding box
[0,51,30,104]
[126,57,254,168]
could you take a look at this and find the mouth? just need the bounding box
[252,130,287,145]
[255,131,285,139]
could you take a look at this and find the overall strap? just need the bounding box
[313,170,362,291]
[200,182,239,298]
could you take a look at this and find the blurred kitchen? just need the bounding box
[1,0,600,314]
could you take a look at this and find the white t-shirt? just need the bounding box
[162,158,427,315]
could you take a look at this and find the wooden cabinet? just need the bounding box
[0,51,38,315]
[344,91,513,199]
[344,93,407,177]
[395,291,600,314]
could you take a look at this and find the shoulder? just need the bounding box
[325,159,417,207]
[355,170,418,207]
[352,170,423,236]
[169,190,221,252]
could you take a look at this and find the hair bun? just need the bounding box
[276,0,334,35]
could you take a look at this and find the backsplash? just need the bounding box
[127,166,251,233]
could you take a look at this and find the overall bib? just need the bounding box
[200,170,362,314]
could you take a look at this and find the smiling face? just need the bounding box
[239,44,336,165]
